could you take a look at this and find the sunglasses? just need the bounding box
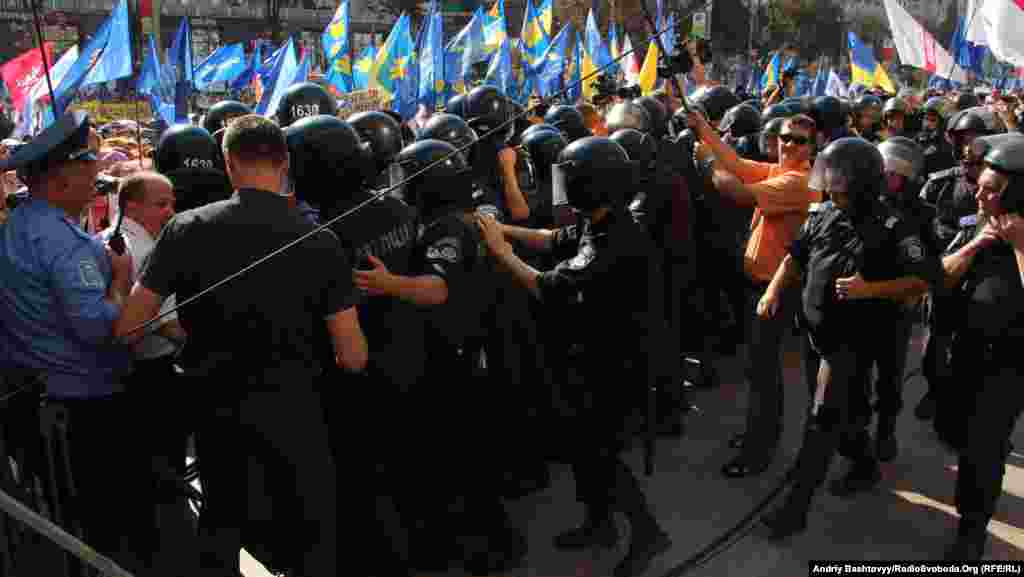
[778,133,810,146]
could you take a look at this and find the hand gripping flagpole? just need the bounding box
[25,0,60,117]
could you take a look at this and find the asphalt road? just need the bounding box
[242,326,1024,577]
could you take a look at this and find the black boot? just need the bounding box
[943,517,988,561]
[763,425,838,540]
[875,414,899,462]
[829,457,882,497]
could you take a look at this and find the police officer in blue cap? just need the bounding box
[0,110,156,571]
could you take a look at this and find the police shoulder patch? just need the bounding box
[959,214,978,227]
[426,236,461,264]
[78,259,104,289]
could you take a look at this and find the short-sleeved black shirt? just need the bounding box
[790,200,942,353]
[946,216,1024,340]
[919,167,978,250]
[141,188,357,383]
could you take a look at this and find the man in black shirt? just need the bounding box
[758,138,942,539]
[116,114,367,577]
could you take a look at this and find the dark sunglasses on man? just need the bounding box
[778,132,810,146]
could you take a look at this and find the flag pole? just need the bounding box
[25,0,60,116]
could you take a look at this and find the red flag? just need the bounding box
[1,43,54,113]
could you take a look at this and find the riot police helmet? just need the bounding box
[394,139,474,217]
[632,96,668,139]
[203,100,252,144]
[544,105,591,142]
[759,117,786,159]
[521,123,561,142]
[275,82,338,128]
[811,96,845,135]
[955,92,979,111]
[762,103,792,124]
[693,85,741,125]
[877,136,925,182]
[348,110,404,175]
[155,124,222,174]
[465,85,511,138]
[808,137,884,215]
[417,113,479,164]
[610,128,658,171]
[551,136,631,212]
[605,101,651,135]
[719,103,761,138]
[981,134,1024,214]
[285,115,371,208]
[446,93,468,117]
[521,126,568,183]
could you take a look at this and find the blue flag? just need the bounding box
[419,3,445,108]
[169,17,193,122]
[371,13,416,118]
[530,23,571,98]
[230,43,261,93]
[138,35,175,127]
[484,37,512,95]
[353,43,376,90]
[323,1,352,95]
[53,0,131,115]
[257,37,299,117]
[812,64,828,97]
[194,43,246,91]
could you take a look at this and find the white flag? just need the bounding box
[825,69,847,99]
[883,0,967,83]
[981,0,1024,67]
[966,0,990,46]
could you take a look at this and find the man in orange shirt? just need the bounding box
[685,111,820,477]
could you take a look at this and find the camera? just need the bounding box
[592,74,642,106]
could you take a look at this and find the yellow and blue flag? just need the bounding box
[419,2,445,108]
[444,6,486,95]
[353,41,376,90]
[322,0,352,94]
[371,13,416,117]
[582,8,612,100]
[566,30,582,102]
[609,22,620,61]
[760,52,781,92]
[531,23,572,98]
[520,0,549,69]
[537,0,553,37]
[848,32,895,94]
[484,37,512,95]
[484,0,507,55]
[638,40,658,95]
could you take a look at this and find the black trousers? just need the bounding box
[864,310,915,420]
[194,382,337,577]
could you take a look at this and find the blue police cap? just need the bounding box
[0,110,96,181]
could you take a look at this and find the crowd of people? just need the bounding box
[0,47,1023,577]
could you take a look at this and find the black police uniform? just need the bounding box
[139,188,352,577]
[917,130,955,177]
[918,166,977,417]
[940,217,1024,558]
[767,199,942,533]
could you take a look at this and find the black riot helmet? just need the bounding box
[202,100,252,144]
[551,136,631,212]
[445,93,468,117]
[811,96,845,135]
[719,103,761,138]
[285,115,371,208]
[759,117,786,159]
[155,124,230,211]
[877,136,926,183]
[348,110,404,176]
[808,137,885,216]
[946,106,1004,161]
[275,82,338,128]
[855,94,883,112]
[762,103,792,124]
[465,85,511,139]
[610,128,658,171]
[521,123,560,143]
[982,134,1024,214]
[544,105,590,142]
[632,96,668,139]
[521,126,568,183]
[605,101,651,135]
[417,113,479,164]
[394,139,475,218]
[955,92,979,111]
[693,85,741,125]
[155,124,223,174]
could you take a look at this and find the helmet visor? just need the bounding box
[550,161,571,207]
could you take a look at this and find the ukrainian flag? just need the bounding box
[531,23,572,98]
[353,42,375,90]
[537,0,553,38]
[566,30,582,102]
[760,52,781,92]
[848,32,895,94]
[583,8,611,101]
[370,13,415,115]
[484,0,507,55]
[520,0,549,68]
[323,1,352,95]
